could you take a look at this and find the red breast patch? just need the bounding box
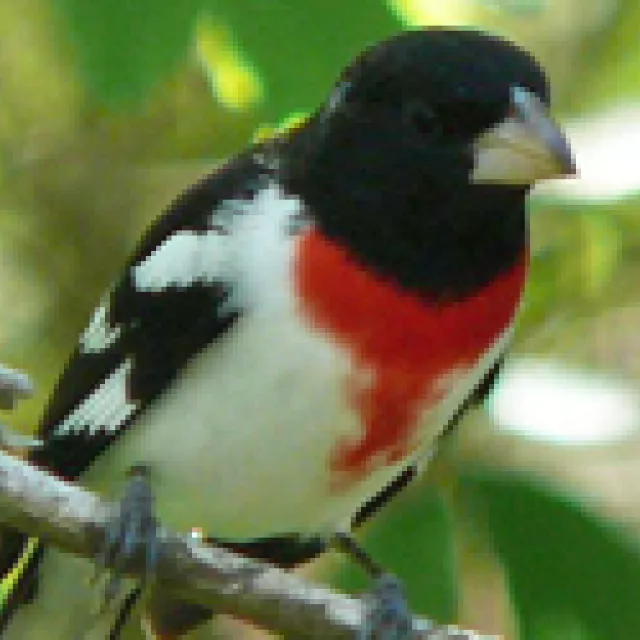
[293,230,526,488]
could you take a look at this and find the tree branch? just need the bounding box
[0,368,497,638]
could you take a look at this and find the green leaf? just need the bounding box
[201,0,400,118]
[333,485,458,622]
[52,0,202,105]
[460,469,640,639]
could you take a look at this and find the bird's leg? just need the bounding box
[331,531,415,640]
[94,463,160,618]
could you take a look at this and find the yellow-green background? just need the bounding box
[1,1,639,638]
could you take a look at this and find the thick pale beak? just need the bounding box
[471,86,575,185]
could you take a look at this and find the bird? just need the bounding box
[0,26,574,639]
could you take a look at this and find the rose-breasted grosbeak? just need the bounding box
[0,27,573,639]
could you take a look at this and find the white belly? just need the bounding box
[82,299,509,540]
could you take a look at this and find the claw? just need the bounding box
[92,464,160,624]
[359,574,414,640]
[331,532,415,639]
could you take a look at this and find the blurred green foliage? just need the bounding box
[1,1,640,638]
[53,0,203,105]
[461,470,640,640]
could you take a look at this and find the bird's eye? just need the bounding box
[405,100,439,136]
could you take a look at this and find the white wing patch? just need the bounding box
[79,296,121,354]
[68,181,305,441]
[132,230,231,292]
[53,359,137,437]
[230,182,308,310]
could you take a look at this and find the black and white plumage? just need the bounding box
[1,28,573,638]
[37,163,409,540]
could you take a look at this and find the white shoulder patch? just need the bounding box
[131,181,307,311]
[82,180,306,349]
[230,181,308,310]
[132,230,231,292]
[53,359,137,437]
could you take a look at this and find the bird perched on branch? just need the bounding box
[0,27,573,639]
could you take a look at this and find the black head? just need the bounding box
[284,28,574,300]
[332,28,549,146]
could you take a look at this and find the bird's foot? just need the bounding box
[360,573,414,640]
[332,532,415,640]
[93,464,160,618]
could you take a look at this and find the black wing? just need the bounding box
[31,151,269,479]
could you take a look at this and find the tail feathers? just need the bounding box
[0,527,43,632]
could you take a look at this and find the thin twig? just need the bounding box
[0,450,499,639]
